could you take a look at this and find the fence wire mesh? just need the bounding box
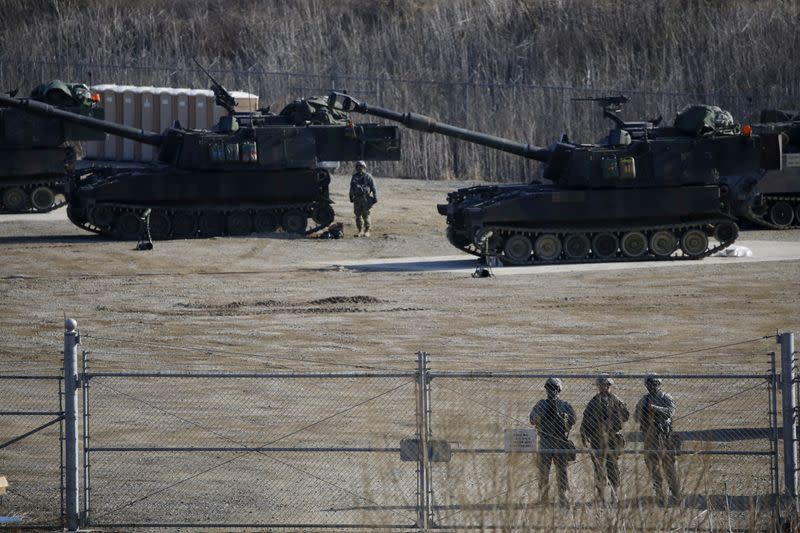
[84,374,419,528]
[0,376,63,527]
[1,333,794,531]
[427,374,775,530]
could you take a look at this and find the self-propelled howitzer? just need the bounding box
[0,92,401,239]
[330,92,782,264]
[0,81,104,213]
[745,109,800,228]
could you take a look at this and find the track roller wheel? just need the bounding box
[2,187,27,211]
[312,204,335,227]
[199,211,226,236]
[171,212,197,239]
[30,186,56,211]
[770,201,794,227]
[795,204,800,226]
[592,232,618,259]
[649,231,678,258]
[148,211,172,240]
[534,234,562,262]
[713,221,738,243]
[563,234,590,260]
[680,229,708,257]
[502,235,533,264]
[281,210,308,234]
[226,211,253,236]
[253,211,279,233]
[621,231,648,258]
[114,212,142,240]
[90,205,114,227]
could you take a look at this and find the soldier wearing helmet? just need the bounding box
[349,160,377,237]
[634,374,680,504]
[580,374,630,502]
[529,377,576,505]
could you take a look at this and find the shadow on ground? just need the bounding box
[335,258,477,273]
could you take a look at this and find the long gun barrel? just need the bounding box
[0,93,163,145]
[328,92,551,162]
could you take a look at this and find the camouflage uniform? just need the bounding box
[580,380,629,500]
[634,381,679,500]
[530,392,576,503]
[349,165,377,236]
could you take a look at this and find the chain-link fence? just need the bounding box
[0,375,63,528]
[2,328,797,531]
[83,372,420,529]
[2,57,796,182]
[427,372,776,530]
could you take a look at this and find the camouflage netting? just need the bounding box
[673,105,737,136]
[30,79,94,108]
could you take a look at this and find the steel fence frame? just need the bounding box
[79,360,784,530]
[0,374,65,529]
[81,368,421,530]
[423,367,778,530]
[2,324,798,531]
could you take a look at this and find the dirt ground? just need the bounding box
[0,173,799,375]
[1,174,799,529]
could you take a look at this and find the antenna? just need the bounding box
[193,59,237,115]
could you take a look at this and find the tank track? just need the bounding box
[67,201,334,240]
[741,194,800,229]
[456,218,738,265]
[0,177,67,214]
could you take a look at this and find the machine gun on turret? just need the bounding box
[571,95,663,130]
[193,59,237,115]
[571,95,630,113]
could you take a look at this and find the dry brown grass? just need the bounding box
[0,0,798,181]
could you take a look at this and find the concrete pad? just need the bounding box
[331,239,800,275]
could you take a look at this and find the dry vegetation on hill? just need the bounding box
[1,0,798,179]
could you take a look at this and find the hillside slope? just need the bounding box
[1,0,797,180]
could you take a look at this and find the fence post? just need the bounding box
[415,351,433,530]
[770,351,782,526]
[780,332,797,497]
[63,319,80,531]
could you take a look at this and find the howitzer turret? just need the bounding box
[0,82,104,213]
[330,92,783,264]
[0,90,401,240]
[744,109,800,228]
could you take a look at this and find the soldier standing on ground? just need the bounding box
[529,377,576,505]
[634,375,680,505]
[580,375,630,502]
[349,160,377,237]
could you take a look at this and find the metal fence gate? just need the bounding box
[0,375,64,528]
[82,369,420,529]
[1,324,798,531]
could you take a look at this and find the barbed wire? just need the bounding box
[1,57,795,101]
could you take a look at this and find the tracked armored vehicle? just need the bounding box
[0,79,400,239]
[0,80,103,213]
[330,92,782,264]
[743,109,800,228]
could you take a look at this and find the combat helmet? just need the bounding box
[544,377,563,391]
[596,374,614,386]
